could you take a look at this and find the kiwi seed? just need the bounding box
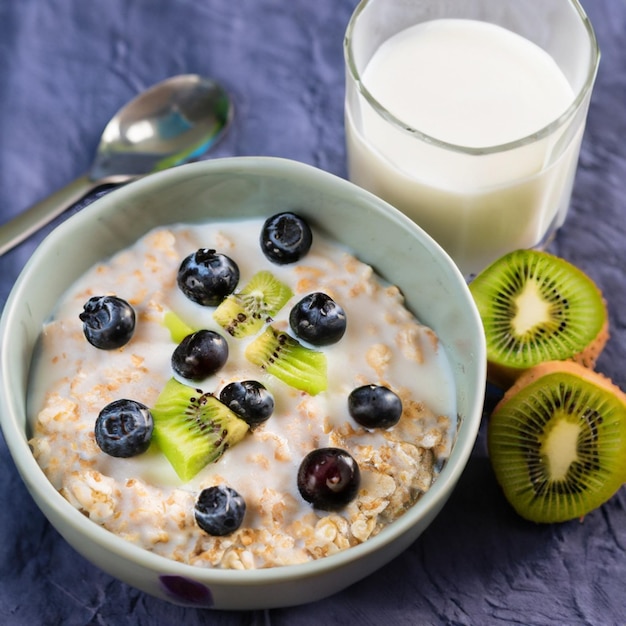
[469,249,609,387]
[488,360,626,523]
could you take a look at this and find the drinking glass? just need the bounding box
[344,0,600,278]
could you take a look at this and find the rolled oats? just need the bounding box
[28,218,456,569]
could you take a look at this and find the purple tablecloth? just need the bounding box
[1,1,625,623]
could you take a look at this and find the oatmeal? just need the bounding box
[28,216,456,569]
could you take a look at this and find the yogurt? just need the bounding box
[28,217,456,569]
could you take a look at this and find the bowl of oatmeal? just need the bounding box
[0,157,486,609]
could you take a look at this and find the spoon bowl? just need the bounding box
[92,75,232,179]
[0,74,233,255]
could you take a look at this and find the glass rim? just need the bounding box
[343,0,601,156]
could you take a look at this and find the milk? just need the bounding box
[28,218,458,567]
[345,19,582,277]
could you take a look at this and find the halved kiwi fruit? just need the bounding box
[245,325,327,395]
[488,360,626,523]
[213,270,293,338]
[469,249,609,388]
[151,378,249,482]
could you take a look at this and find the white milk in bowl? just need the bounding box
[345,18,590,277]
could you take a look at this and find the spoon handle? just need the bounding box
[0,174,99,256]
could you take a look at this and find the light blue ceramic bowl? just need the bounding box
[0,157,485,609]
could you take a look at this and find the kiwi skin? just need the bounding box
[470,250,610,388]
[488,360,626,524]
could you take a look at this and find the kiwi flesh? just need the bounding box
[163,310,196,343]
[245,325,327,395]
[151,377,249,482]
[469,249,609,388]
[213,270,293,338]
[488,360,626,523]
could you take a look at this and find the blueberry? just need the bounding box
[79,295,136,350]
[94,399,153,457]
[297,447,360,510]
[219,380,274,427]
[171,330,229,381]
[194,485,246,536]
[260,212,312,264]
[177,249,240,306]
[289,292,347,346]
[348,384,403,429]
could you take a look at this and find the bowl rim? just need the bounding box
[0,156,486,586]
[344,0,600,156]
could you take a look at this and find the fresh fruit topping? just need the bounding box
[469,249,609,388]
[260,212,313,264]
[245,325,327,395]
[488,360,626,523]
[348,384,403,429]
[194,485,246,536]
[177,249,240,306]
[297,447,360,510]
[171,330,229,381]
[219,380,275,428]
[289,292,347,346]
[151,378,249,482]
[79,295,136,350]
[213,270,293,338]
[163,310,196,344]
[94,399,153,458]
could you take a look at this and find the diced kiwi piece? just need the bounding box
[245,325,327,395]
[488,360,626,523]
[163,310,196,343]
[469,249,609,388]
[213,270,293,338]
[151,378,249,482]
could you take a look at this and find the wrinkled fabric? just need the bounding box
[0,1,625,624]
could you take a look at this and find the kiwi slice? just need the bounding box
[163,310,197,343]
[151,378,249,482]
[213,270,293,338]
[488,360,626,523]
[469,249,609,387]
[245,325,327,395]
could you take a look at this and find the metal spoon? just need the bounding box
[0,74,233,255]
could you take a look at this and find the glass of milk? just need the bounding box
[344,0,600,278]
